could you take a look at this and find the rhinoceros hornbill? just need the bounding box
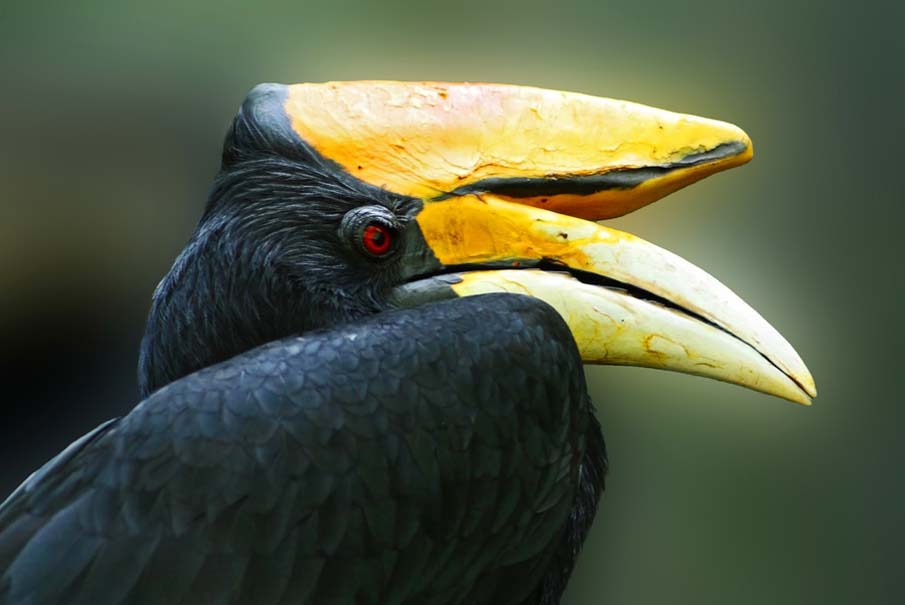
[0,82,815,604]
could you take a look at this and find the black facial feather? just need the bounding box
[139,100,421,397]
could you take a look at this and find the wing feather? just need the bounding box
[0,295,593,605]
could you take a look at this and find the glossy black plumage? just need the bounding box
[0,295,606,604]
[0,83,609,604]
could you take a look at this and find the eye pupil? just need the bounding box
[362,223,393,256]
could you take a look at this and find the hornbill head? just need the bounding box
[140,81,815,405]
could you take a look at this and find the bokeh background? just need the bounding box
[1,1,902,602]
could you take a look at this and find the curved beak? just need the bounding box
[394,194,815,405]
[277,81,814,404]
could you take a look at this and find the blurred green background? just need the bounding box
[1,0,902,603]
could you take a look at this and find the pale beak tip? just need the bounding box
[788,373,817,405]
[802,377,818,399]
[791,364,817,399]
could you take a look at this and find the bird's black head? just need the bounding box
[138,85,424,396]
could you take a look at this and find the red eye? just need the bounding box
[362,223,393,256]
